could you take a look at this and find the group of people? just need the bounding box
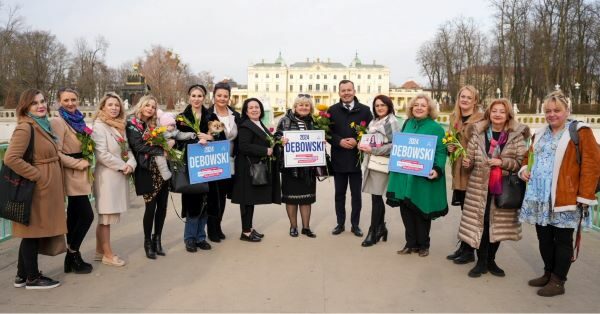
[3,80,599,298]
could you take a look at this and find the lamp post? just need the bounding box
[574,82,581,106]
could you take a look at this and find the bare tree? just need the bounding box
[140,45,191,109]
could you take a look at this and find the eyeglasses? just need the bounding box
[297,94,312,98]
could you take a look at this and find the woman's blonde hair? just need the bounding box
[542,90,571,112]
[292,96,314,115]
[94,92,125,120]
[484,98,518,131]
[406,93,438,119]
[450,85,480,121]
[132,95,159,128]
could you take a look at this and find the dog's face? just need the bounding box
[208,120,225,134]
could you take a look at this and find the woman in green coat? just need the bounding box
[387,94,448,257]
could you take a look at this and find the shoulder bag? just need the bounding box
[367,155,389,173]
[494,171,526,209]
[0,124,36,225]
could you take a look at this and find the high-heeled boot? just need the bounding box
[64,251,93,274]
[361,226,377,247]
[144,238,156,259]
[152,234,165,256]
[376,222,388,242]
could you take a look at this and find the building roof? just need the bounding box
[289,62,346,68]
[400,80,421,89]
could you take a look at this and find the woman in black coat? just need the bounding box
[174,84,211,252]
[126,95,168,260]
[231,98,281,242]
[205,82,241,243]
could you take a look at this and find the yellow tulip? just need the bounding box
[350,122,355,128]
[447,136,453,142]
[442,139,447,144]
[316,104,328,111]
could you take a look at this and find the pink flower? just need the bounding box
[83,127,93,135]
[326,113,331,118]
[360,121,366,127]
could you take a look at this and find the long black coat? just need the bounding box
[327,97,373,173]
[230,118,281,206]
[175,104,209,218]
[126,115,165,196]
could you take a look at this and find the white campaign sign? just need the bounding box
[282,130,326,168]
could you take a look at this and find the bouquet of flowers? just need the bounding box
[177,114,200,133]
[442,128,466,165]
[143,126,185,168]
[350,120,368,165]
[313,103,333,140]
[76,126,95,182]
[115,136,129,162]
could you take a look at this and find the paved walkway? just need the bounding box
[0,172,599,313]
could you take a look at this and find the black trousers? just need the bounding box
[399,204,431,249]
[143,183,169,239]
[17,238,39,280]
[535,224,574,281]
[66,195,94,251]
[478,194,500,261]
[207,179,231,237]
[333,172,362,226]
[240,205,255,232]
[369,194,385,229]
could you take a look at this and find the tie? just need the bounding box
[345,104,351,110]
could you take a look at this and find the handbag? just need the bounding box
[315,153,333,180]
[247,157,269,186]
[0,124,35,225]
[494,171,526,209]
[367,155,389,173]
[169,162,209,194]
[38,235,67,256]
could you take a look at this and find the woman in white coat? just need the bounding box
[91,93,136,267]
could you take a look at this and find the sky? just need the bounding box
[2,0,494,86]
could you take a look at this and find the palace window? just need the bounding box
[333,85,337,92]
[358,74,361,79]
[357,85,361,93]
[290,74,294,79]
[266,74,270,78]
[324,85,328,91]
[255,84,258,92]
[276,74,279,78]
[378,86,381,93]
[300,74,303,79]
[254,73,258,78]
[316,84,320,91]
[367,86,371,93]
[276,84,279,92]
[343,75,347,80]
[368,74,371,79]
[379,75,382,79]
[317,75,320,79]
[308,84,313,91]
[334,75,337,80]
[300,85,303,92]
[310,75,313,79]
[266,85,270,92]
[290,85,293,92]
[324,74,328,79]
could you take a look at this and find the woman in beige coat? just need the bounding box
[4,89,66,289]
[91,93,136,267]
[51,88,94,274]
[446,85,484,264]
[460,99,530,278]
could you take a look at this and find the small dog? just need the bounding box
[208,120,225,138]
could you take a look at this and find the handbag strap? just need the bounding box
[24,124,35,163]
[169,193,207,223]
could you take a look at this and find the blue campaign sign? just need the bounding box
[187,140,231,184]
[389,132,438,177]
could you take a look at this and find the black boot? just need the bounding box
[468,243,488,278]
[152,234,165,256]
[487,242,505,277]
[65,251,93,274]
[446,241,464,260]
[207,218,221,242]
[144,238,156,259]
[376,222,388,242]
[454,242,475,264]
[361,227,377,247]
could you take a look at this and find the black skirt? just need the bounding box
[281,171,316,205]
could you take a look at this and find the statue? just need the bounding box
[123,99,130,110]
[513,103,519,114]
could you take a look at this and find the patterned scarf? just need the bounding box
[487,127,508,195]
[96,110,125,137]
[59,107,92,135]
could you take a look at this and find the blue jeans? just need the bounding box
[184,215,207,243]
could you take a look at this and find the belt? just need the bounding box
[32,156,60,165]
[65,152,84,159]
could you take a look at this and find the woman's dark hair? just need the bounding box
[188,84,207,96]
[213,82,231,97]
[372,94,395,118]
[16,88,47,118]
[241,98,265,120]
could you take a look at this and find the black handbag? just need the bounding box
[248,157,269,186]
[169,162,209,194]
[494,172,526,209]
[315,153,333,181]
[0,124,35,225]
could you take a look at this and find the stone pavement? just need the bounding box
[0,172,599,313]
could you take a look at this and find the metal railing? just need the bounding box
[0,143,12,242]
